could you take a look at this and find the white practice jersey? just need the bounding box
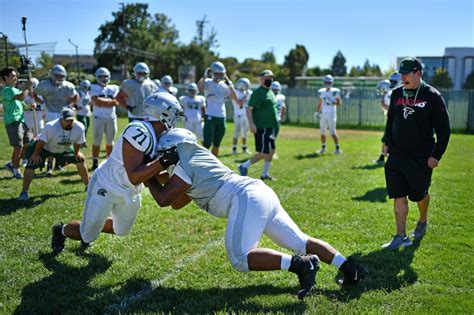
[39,119,85,153]
[95,121,159,205]
[35,80,77,113]
[76,89,92,116]
[179,95,206,123]
[232,89,252,116]
[318,87,341,114]
[383,90,392,107]
[90,84,120,119]
[203,78,230,118]
[275,93,286,120]
[120,78,159,118]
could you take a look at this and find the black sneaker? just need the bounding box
[289,255,320,300]
[51,223,66,255]
[92,160,98,171]
[260,175,274,181]
[337,258,368,285]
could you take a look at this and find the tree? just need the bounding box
[463,70,474,89]
[33,51,53,79]
[430,68,453,89]
[261,51,276,64]
[306,66,323,76]
[349,66,363,77]
[331,50,347,76]
[284,44,309,87]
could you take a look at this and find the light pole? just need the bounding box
[0,32,8,67]
[68,39,80,83]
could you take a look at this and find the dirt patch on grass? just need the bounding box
[280,126,381,139]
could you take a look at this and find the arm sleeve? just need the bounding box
[431,94,451,160]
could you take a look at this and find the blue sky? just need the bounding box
[1,0,473,72]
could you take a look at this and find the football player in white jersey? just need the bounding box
[51,92,183,255]
[179,83,206,142]
[231,78,252,154]
[35,64,79,174]
[18,108,89,201]
[90,67,120,170]
[315,75,342,155]
[374,72,401,164]
[23,78,44,136]
[197,61,238,157]
[116,62,159,122]
[159,75,178,96]
[146,128,367,300]
[75,80,92,144]
[271,81,286,159]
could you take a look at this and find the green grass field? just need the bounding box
[1,118,473,313]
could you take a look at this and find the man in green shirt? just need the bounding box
[1,67,33,179]
[238,70,279,180]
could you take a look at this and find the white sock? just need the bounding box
[13,168,20,175]
[262,161,271,176]
[243,159,252,168]
[331,252,347,269]
[280,253,292,270]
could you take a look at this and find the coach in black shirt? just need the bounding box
[381,57,450,250]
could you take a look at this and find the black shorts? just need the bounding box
[384,155,433,202]
[255,128,275,154]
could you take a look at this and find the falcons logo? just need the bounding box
[403,107,414,119]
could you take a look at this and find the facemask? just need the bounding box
[264,79,273,88]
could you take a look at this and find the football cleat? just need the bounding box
[51,223,66,255]
[289,255,320,300]
[238,164,248,176]
[337,258,368,285]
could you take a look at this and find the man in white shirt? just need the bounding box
[50,92,183,256]
[90,67,120,170]
[18,108,89,201]
[116,62,159,122]
[179,83,206,142]
[231,78,252,154]
[315,75,342,155]
[197,61,237,157]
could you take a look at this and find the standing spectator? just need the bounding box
[35,64,78,175]
[374,72,401,164]
[271,81,286,137]
[1,67,33,179]
[75,80,92,146]
[159,75,178,96]
[315,75,342,155]
[238,70,279,180]
[23,78,44,137]
[382,57,450,250]
[197,61,237,157]
[90,67,120,170]
[231,78,252,155]
[116,62,158,122]
[179,83,206,142]
[18,108,89,201]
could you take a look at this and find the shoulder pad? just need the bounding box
[157,128,197,152]
[122,122,154,154]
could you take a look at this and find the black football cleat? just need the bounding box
[289,255,320,300]
[51,223,66,256]
[337,258,368,285]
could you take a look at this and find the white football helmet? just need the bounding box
[377,80,391,95]
[210,61,226,81]
[161,75,173,85]
[271,81,282,92]
[236,78,250,90]
[143,92,184,129]
[389,72,402,88]
[323,74,334,85]
[31,78,39,89]
[80,79,91,90]
[133,62,150,82]
[153,79,161,88]
[51,64,67,85]
[186,83,198,96]
[156,128,197,152]
[95,67,111,86]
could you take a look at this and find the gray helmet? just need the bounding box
[271,81,282,91]
[31,78,39,89]
[186,83,198,91]
[376,80,391,95]
[80,80,91,90]
[323,74,334,84]
[51,64,67,83]
[95,67,111,86]
[133,62,150,82]
[156,128,197,152]
[143,92,183,129]
[153,79,161,87]
[236,78,250,90]
[161,75,173,84]
[389,72,402,88]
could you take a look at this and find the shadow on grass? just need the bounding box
[111,284,307,313]
[352,187,387,203]
[59,178,84,185]
[294,152,322,160]
[316,241,421,302]
[14,252,114,314]
[0,190,80,216]
[351,163,384,170]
